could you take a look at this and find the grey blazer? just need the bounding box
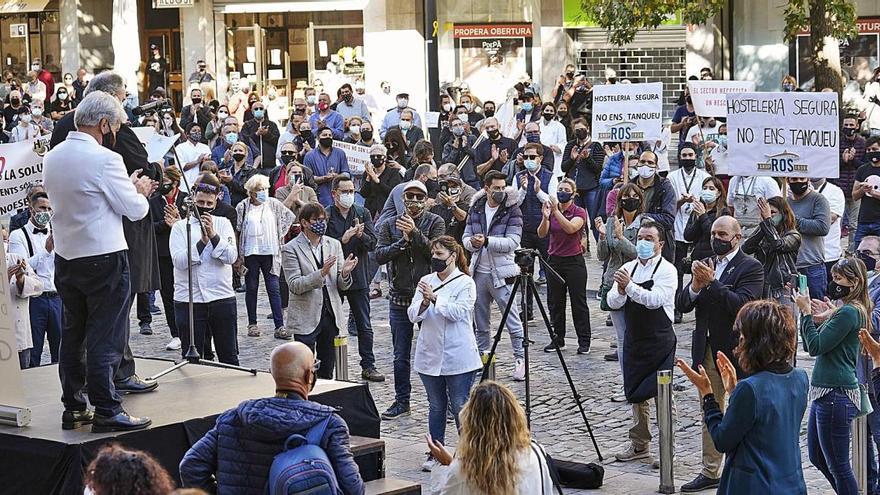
[282,233,352,336]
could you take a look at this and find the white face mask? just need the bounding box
[463,102,473,112]
[456,113,468,123]
[638,165,655,180]
[442,103,453,112]
[339,192,355,209]
[349,125,360,135]
[20,114,31,123]
[217,111,229,120]
[397,98,408,109]
[32,108,42,117]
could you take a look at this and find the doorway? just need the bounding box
[143,29,182,108]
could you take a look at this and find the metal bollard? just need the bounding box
[334,336,349,382]
[855,413,868,494]
[481,352,496,381]
[657,370,675,494]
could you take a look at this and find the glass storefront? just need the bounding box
[0,7,62,81]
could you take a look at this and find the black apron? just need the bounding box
[622,259,677,404]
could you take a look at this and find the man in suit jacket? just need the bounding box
[676,215,764,492]
[281,202,358,379]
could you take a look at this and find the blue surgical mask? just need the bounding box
[521,102,533,112]
[699,189,717,203]
[253,109,265,119]
[636,239,655,260]
[524,159,538,172]
[225,132,238,145]
[255,190,269,202]
[525,133,541,144]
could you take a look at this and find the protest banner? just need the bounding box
[727,92,839,178]
[333,140,370,175]
[687,80,756,117]
[0,138,49,217]
[591,82,663,142]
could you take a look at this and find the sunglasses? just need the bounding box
[404,193,426,201]
[523,155,539,160]
[280,151,296,156]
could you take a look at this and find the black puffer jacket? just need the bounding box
[741,218,801,298]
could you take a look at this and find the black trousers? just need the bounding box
[113,293,138,382]
[674,240,691,298]
[520,228,549,316]
[280,268,289,309]
[175,297,239,365]
[57,251,130,417]
[295,309,338,379]
[135,292,151,324]
[158,256,178,338]
[547,254,591,347]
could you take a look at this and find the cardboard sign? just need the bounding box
[0,138,48,216]
[333,140,369,175]
[591,82,663,142]
[727,92,839,178]
[687,80,756,117]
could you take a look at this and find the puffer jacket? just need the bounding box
[599,151,625,189]
[179,396,364,495]
[462,186,523,288]
[741,218,801,298]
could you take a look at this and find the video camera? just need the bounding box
[514,248,540,274]
[132,98,172,117]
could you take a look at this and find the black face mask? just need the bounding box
[431,256,450,273]
[10,97,20,105]
[866,151,880,163]
[159,183,174,195]
[789,181,809,196]
[680,158,696,171]
[360,130,373,141]
[859,251,878,272]
[300,130,312,140]
[488,129,500,140]
[843,128,857,137]
[620,197,640,212]
[711,237,734,256]
[484,109,495,118]
[280,154,295,165]
[232,153,246,162]
[828,281,851,301]
[191,97,202,104]
[370,155,385,166]
[575,128,589,140]
[319,137,333,148]
[566,72,575,78]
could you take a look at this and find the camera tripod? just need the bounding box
[147,113,257,380]
[480,249,603,462]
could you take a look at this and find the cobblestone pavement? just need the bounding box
[119,253,838,494]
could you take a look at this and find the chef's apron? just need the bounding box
[622,260,678,404]
[731,177,761,238]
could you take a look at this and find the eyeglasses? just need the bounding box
[404,192,426,201]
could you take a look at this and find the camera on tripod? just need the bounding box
[514,248,540,273]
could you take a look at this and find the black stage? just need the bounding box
[0,358,380,494]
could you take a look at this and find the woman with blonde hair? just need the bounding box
[426,381,555,494]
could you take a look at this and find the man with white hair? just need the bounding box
[51,71,163,395]
[44,91,157,432]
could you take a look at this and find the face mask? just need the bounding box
[338,192,355,208]
[317,102,329,112]
[524,159,538,172]
[399,120,412,131]
[255,190,269,203]
[521,102,533,112]
[452,126,465,137]
[525,133,541,144]
[558,110,569,117]
[225,132,238,145]
[456,112,469,123]
[20,114,31,123]
[783,83,794,92]
[487,129,500,140]
[442,103,453,112]
[771,213,783,226]
[636,239,655,259]
[10,97,19,105]
[319,137,333,148]
[448,187,461,196]
[557,191,573,203]
[191,97,202,105]
[397,98,408,109]
[32,108,42,117]
[711,237,734,256]
[370,155,385,166]
[491,190,506,205]
[859,251,878,273]
[307,95,317,105]
[680,158,696,171]
[638,166,655,180]
[232,152,246,162]
[361,130,373,141]
[620,197,640,212]
[629,167,639,180]
[190,132,202,142]
[159,182,174,195]
[426,179,440,196]
[280,154,295,165]
[217,111,228,120]
[700,188,717,203]
[844,128,857,137]
[866,151,880,163]
[308,219,327,236]
[431,256,451,273]
[31,64,39,71]
[789,181,809,196]
[463,103,473,112]
[405,199,425,216]
[300,130,313,140]
[484,109,495,117]
[58,92,68,101]
[575,128,589,140]
[33,211,51,226]
[543,112,555,122]
[253,109,265,119]
[349,125,360,135]
[828,281,851,300]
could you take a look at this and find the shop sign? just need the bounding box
[795,16,880,88]
[453,23,532,38]
[154,0,194,8]
[9,23,26,38]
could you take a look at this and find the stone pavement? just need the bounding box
[119,252,839,494]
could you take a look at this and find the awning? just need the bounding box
[0,0,50,14]
[215,0,366,13]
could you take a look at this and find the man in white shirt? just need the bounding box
[176,123,212,186]
[814,178,845,276]
[8,192,60,367]
[170,174,240,365]
[726,176,782,238]
[43,91,156,433]
[669,143,710,323]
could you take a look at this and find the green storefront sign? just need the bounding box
[563,0,682,29]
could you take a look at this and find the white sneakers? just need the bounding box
[421,454,438,472]
[165,337,181,351]
[513,359,526,381]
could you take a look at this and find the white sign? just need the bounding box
[591,82,663,142]
[333,140,369,175]
[9,23,25,38]
[154,0,193,8]
[687,80,756,117]
[727,92,839,178]
[146,133,180,164]
[0,138,48,216]
[424,111,441,129]
[0,240,26,411]
[132,126,156,145]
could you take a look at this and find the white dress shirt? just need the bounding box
[817,180,845,262]
[43,132,149,260]
[725,176,782,205]
[606,254,678,322]
[10,123,41,142]
[175,139,212,186]
[8,221,55,292]
[170,214,238,303]
[409,269,483,376]
[669,167,710,242]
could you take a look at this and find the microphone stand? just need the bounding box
[148,118,257,381]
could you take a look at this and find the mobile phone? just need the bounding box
[798,274,808,293]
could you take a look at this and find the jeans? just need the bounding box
[611,310,625,369]
[419,371,476,445]
[473,272,524,359]
[158,256,178,338]
[547,255,591,347]
[175,298,239,365]
[345,288,376,370]
[845,198,861,247]
[29,293,61,366]
[856,221,880,248]
[57,251,130,417]
[520,229,548,316]
[808,389,859,495]
[295,309,338,379]
[244,254,283,328]
[389,302,414,405]
[577,187,602,241]
[866,389,880,495]
[799,263,828,300]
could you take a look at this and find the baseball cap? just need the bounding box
[403,180,427,195]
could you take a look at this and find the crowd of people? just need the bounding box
[7,60,880,495]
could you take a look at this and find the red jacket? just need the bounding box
[37,70,53,103]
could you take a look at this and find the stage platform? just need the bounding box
[0,358,380,494]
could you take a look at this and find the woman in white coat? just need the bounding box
[5,249,42,368]
[409,235,482,472]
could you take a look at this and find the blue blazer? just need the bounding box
[706,368,809,494]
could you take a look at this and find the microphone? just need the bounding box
[132,98,169,116]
